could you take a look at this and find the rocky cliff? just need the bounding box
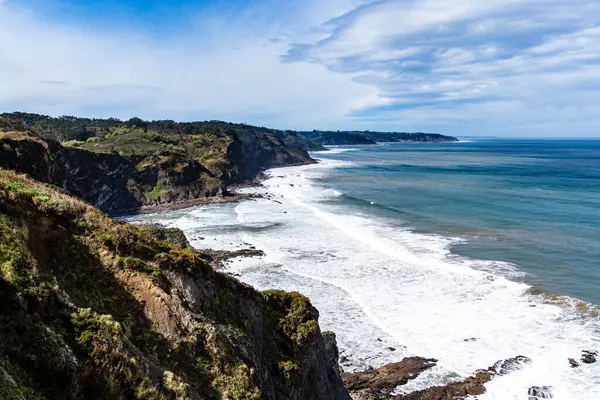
[0,117,315,214]
[0,169,350,400]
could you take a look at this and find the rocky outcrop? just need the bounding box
[395,369,494,400]
[491,355,532,375]
[528,386,553,399]
[0,170,350,400]
[343,357,437,393]
[345,355,534,400]
[581,350,597,364]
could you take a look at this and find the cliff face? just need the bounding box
[0,170,350,400]
[0,118,315,214]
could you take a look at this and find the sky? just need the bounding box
[1,0,600,136]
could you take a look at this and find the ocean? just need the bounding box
[128,140,600,399]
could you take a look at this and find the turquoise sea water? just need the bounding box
[314,140,600,305]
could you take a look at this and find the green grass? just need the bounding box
[147,182,165,201]
[63,140,85,147]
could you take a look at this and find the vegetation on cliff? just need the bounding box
[0,169,349,399]
[0,114,317,214]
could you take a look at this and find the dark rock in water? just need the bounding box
[392,355,529,400]
[342,357,437,392]
[394,369,493,399]
[339,356,349,363]
[464,338,477,342]
[529,304,537,307]
[377,338,383,342]
[581,350,598,364]
[388,347,396,352]
[569,358,580,368]
[492,355,532,375]
[528,386,553,399]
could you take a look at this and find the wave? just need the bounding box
[232,160,600,399]
[312,148,359,155]
[130,157,600,399]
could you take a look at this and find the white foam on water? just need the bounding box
[312,147,360,155]
[127,157,600,399]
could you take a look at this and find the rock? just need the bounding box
[342,357,437,392]
[581,350,598,364]
[392,355,531,400]
[340,356,349,363]
[463,338,477,342]
[569,358,580,368]
[528,386,553,399]
[377,338,382,342]
[492,355,532,375]
[388,347,396,352]
[394,370,493,400]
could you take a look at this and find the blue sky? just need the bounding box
[1,0,600,136]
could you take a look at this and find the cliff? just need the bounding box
[0,117,316,214]
[0,169,350,400]
[297,132,376,145]
[298,131,458,145]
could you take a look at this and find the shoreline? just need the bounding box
[125,157,600,400]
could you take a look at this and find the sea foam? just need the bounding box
[130,157,600,400]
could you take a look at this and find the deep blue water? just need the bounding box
[313,140,600,305]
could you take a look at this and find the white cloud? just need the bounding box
[1,0,600,135]
[0,0,375,129]
[284,0,600,136]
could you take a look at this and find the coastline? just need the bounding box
[125,154,600,400]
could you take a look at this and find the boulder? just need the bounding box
[528,386,553,399]
[581,350,598,364]
[568,358,580,368]
[492,355,532,375]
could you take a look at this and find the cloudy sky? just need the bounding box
[1,0,599,136]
